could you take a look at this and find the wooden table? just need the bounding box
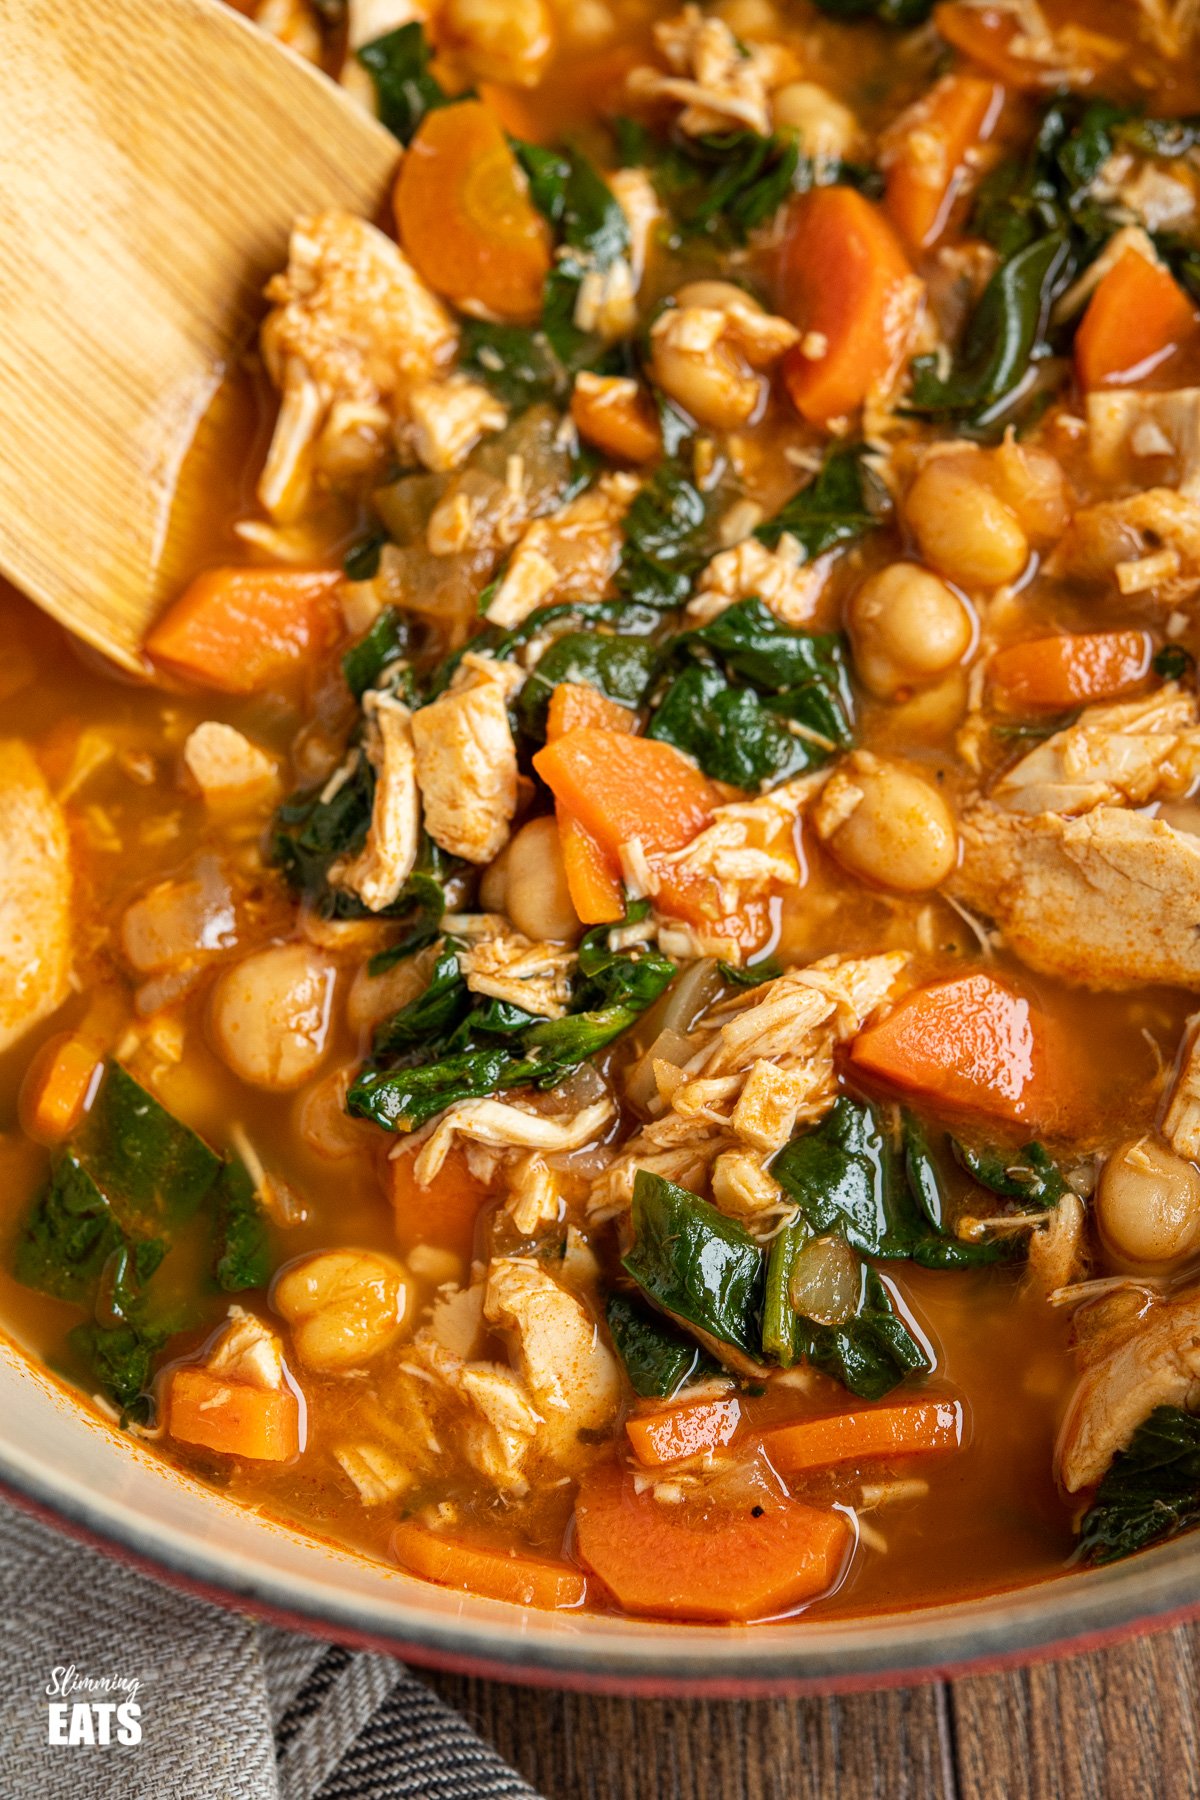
[428,1619,1200,1798]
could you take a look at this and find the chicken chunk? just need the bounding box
[408,1333,541,1493]
[954,803,1200,990]
[1046,486,1200,604]
[183,722,280,807]
[659,775,820,916]
[456,918,576,1019]
[687,535,830,626]
[1057,1286,1200,1492]
[206,1306,288,1390]
[484,473,639,629]
[1164,1020,1200,1160]
[411,655,522,862]
[1087,386,1200,500]
[259,211,456,521]
[330,693,420,910]
[403,373,507,474]
[0,740,72,1053]
[990,691,1200,816]
[484,1257,619,1462]
[627,6,790,137]
[413,1096,614,1184]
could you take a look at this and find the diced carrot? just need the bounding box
[574,1463,851,1622]
[1074,249,1199,391]
[557,811,626,925]
[933,2,1080,89]
[388,1141,489,1263]
[762,1399,963,1475]
[391,1521,588,1609]
[850,971,1058,1126]
[778,187,919,425]
[885,75,1004,250]
[19,1032,102,1145]
[476,81,547,143]
[626,1397,741,1467]
[546,682,637,740]
[989,630,1153,712]
[145,568,342,693]
[168,1367,299,1461]
[570,376,664,464]
[393,100,552,323]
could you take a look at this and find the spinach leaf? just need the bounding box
[810,0,933,19]
[606,1292,713,1398]
[761,1217,808,1367]
[273,756,375,915]
[341,608,409,701]
[755,444,882,556]
[68,1319,168,1422]
[908,232,1072,426]
[950,1137,1067,1207]
[516,631,659,739]
[348,1046,522,1132]
[14,1155,158,1304]
[459,318,567,411]
[649,662,830,787]
[1155,644,1195,681]
[516,142,631,375]
[357,23,453,144]
[795,1269,930,1400]
[679,597,854,704]
[1079,1406,1200,1563]
[718,956,783,989]
[615,458,713,608]
[622,1171,764,1356]
[212,1159,271,1294]
[373,941,470,1055]
[80,1063,221,1232]
[343,531,386,583]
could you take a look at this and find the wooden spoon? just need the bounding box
[0,0,398,675]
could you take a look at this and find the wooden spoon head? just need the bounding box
[0,0,398,674]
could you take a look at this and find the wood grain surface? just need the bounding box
[426,1620,1200,1799]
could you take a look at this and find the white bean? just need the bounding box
[210,943,336,1090]
[274,1249,413,1371]
[504,815,582,942]
[1096,1137,1200,1265]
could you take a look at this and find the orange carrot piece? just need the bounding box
[557,812,625,925]
[570,377,664,464]
[626,1397,741,1467]
[145,568,342,693]
[850,972,1057,1126]
[763,1400,963,1475]
[394,100,552,323]
[546,683,637,740]
[168,1367,299,1461]
[391,1522,588,1610]
[989,630,1153,712]
[933,2,1077,88]
[778,187,918,425]
[1075,249,1199,390]
[19,1032,102,1145]
[574,1464,851,1621]
[885,74,1004,250]
[388,1141,489,1262]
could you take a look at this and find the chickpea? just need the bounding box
[439,0,554,87]
[847,562,974,699]
[274,1249,413,1372]
[294,1065,366,1161]
[906,457,1029,589]
[1096,1137,1200,1265]
[990,439,1070,544]
[346,944,434,1038]
[772,82,862,163]
[504,815,582,942]
[650,303,763,432]
[210,944,336,1090]
[818,753,958,892]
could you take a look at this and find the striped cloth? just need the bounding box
[0,1502,542,1800]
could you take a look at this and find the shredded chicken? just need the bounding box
[990,691,1200,816]
[627,6,791,137]
[205,1306,288,1390]
[1047,486,1200,604]
[457,919,576,1020]
[414,1096,615,1184]
[1164,1020,1200,1160]
[504,1153,564,1236]
[659,775,820,911]
[710,1146,787,1219]
[333,1441,412,1504]
[258,211,456,521]
[407,1332,541,1493]
[402,373,507,474]
[1132,0,1200,57]
[411,655,522,863]
[484,1257,620,1462]
[183,722,279,804]
[687,534,831,627]
[1026,1192,1088,1297]
[0,740,72,1054]
[484,472,639,629]
[330,693,420,911]
[1057,1285,1200,1492]
[1086,387,1200,503]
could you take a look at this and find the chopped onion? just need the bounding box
[789,1235,862,1327]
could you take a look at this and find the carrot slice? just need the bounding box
[1075,249,1199,390]
[885,75,1004,250]
[570,377,664,464]
[168,1367,299,1461]
[763,1400,963,1474]
[393,100,552,323]
[145,568,342,693]
[574,1464,851,1621]
[391,1521,588,1610]
[778,187,918,424]
[989,630,1153,712]
[388,1141,489,1262]
[933,2,1080,88]
[626,1397,741,1467]
[546,683,637,740]
[849,971,1056,1126]
[19,1032,102,1145]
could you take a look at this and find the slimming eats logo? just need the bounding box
[45,1665,143,1747]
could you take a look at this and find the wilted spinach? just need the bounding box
[357,23,454,144]
[1079,1406,1200,1563]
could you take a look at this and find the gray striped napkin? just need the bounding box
[0,1502,542,1800]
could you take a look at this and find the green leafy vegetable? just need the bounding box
[622,1171,764,1356]
[809,0,933,18]
[516,631,659,739]
[950,1137,1067,1207]
[373,941,470,1056]
[1079,1406,1200,1563]
[80,1063,221,1232]
[718,956,784,989]
[341,608,409,701]
[212,1160,271,1294]
[606,1293,712,1398]
[15,1155,162,1304]
[343,531,386,583]
[459,318,567,411]
[357,23,453,144]
[795,1269,929,1399]
[755,445,882,557]
[1155,644,1196,681]
[615,458,713,608]
[273,757,375,916]
[68,1319,168,1422]
[515,142,631,376]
